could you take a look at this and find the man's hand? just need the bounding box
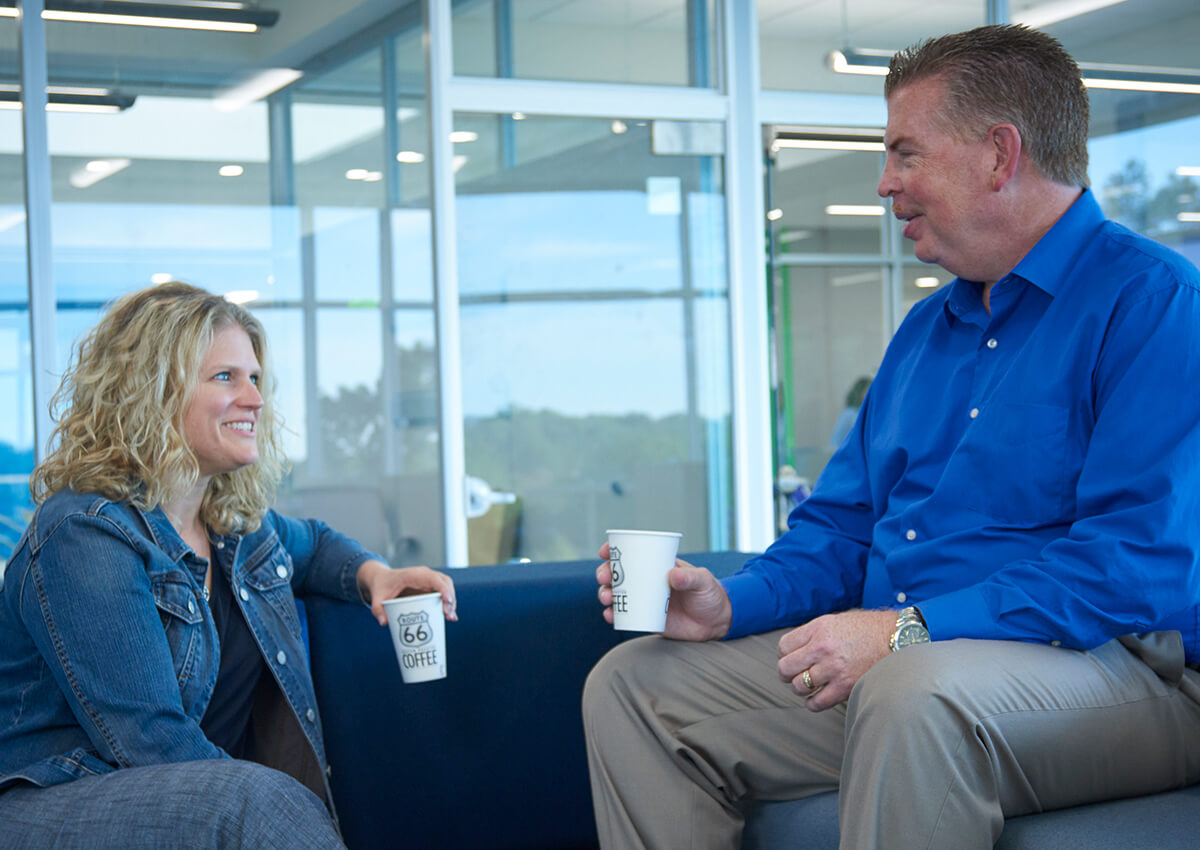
[595,542,732,641]
[356,560,458,626]
[777,609,895,711]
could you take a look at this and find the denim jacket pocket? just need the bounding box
[151,576,204,683]
[242,549,301,637]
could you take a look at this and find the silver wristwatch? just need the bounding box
[889,606,931,652]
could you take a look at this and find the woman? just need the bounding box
[0,282,456,848]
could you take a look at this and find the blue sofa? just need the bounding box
[305,552,1200,849]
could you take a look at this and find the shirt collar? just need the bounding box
[941,188,1105,326]
[133,502,194,563]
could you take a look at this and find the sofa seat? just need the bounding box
[304,552,1200,849]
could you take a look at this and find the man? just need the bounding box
[583,24,1200,850]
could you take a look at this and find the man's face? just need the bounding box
[878,77,997,281]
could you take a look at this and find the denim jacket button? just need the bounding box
[187,599,196,614]
[276,650,287,665]
[276,565,288,578]
[306,708,316,722]
[239,588,249,602]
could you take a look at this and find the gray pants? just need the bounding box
[583,629,1200,850]
[0,759,344,849]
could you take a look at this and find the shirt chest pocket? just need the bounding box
[961,402,1075,524]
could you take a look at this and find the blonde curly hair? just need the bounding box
[31,282,287,534]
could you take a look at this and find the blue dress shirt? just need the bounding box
[724,190,1200,661]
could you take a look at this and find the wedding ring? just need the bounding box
[802,669,815,691]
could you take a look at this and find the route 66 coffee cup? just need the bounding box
[382,592,446,683]
[606,529,682,633]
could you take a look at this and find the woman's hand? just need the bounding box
[356,560,458,626]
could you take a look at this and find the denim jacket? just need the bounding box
[0,489,375,813]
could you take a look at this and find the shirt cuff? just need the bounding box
[720,571,781,640]
[914,586,994,642]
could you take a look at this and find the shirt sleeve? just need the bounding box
[919,278,1200,649]
[269,510,378,604]
[19,513,225,768]
[722,395,878,639]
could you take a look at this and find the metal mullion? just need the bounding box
[724,0,773,553]
[19,0,56,464]
[426,0,468,567]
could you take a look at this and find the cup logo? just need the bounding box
[396,610,433,647]
[609,545,624,587]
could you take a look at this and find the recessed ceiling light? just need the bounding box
[766,208,783,221]
[151,273,173,285]
[396,151,425,164]
[915,276,940,288]
[345,168,369,180]
[449,130,478,143]
[218,164,244,177]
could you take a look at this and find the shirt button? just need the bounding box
[276,651,287,665]
[905,529,916,541]
[239,588,250,602]
[1051,640,1062,647]
[969,407,980,419]
[276,565,288,578]
[986,338,998,349]
[306,708,316,722]
[896,591,907,603]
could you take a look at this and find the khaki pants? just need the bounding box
[583,629,1200,850]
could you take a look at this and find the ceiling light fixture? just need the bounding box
[828,47,1200,96]
[1013,0,1130,29]
[0,1,279,32]
[915,276,940,288]
[449,130,478,143]
[773,127,885,153]
[826,48,891,77]
[218,164,244,177]
[1179,212,1200,223]
[826,204,885,216]
[0,89,135,113]
[396,151,425,164]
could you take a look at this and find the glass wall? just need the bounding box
[5,0,1199,565]
[453,0,719,86]
[764,0,1200,522]
[453,112,731,561]
[0,19,28,567]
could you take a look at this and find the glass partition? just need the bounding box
[454,112,731,562]
[453,0,719,86]
[0,19,28,567]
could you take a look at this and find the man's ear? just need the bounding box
[988,123,1022,190]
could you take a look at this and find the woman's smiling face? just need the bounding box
[182,324,264,479]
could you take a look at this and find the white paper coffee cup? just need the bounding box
[382,592,447,683]
[606,529,682,633]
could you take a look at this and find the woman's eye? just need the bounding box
[214,371,232,381]
[250,374,260,386]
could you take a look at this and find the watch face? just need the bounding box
[895,622,931,649]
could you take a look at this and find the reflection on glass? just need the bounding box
[452,0,718,87]
[455,112,731,562]
[771,146,886,255]
[773,264,887,517]
[758,0,983,93]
